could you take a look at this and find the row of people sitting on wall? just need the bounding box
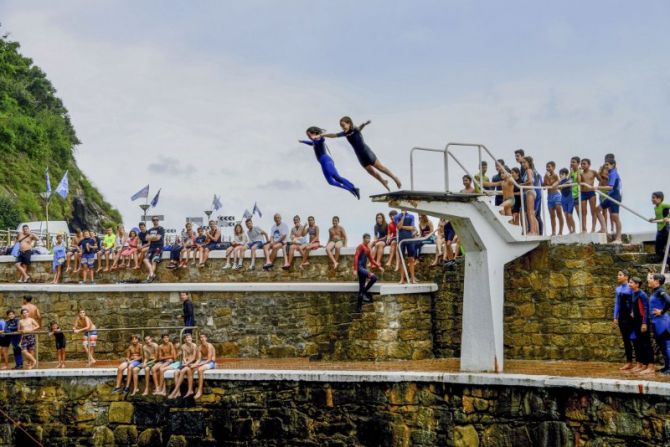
[14,211,462,284]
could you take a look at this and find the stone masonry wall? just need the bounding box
[0,290,433,362]
[431,243,666,362]
[3,376,670,446]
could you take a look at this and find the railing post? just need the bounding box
[577,183,583,234]
[663,225,670,276]
[444,150,449,193]
[410,149,415,191]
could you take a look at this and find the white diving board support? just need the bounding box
[372,191,546,373]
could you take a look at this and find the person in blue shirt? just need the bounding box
[4,310,22,369]
[612,270,634,370]
[598,158,622,243]
[395,209,418,284]
[649,273,670,374]
[78,230,98,284]
[0,317,8,369]
[323,117,401,192]
[629,277,655,375]
[299,127,360,199]
[558,168,576,234]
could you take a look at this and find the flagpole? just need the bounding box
[39,192,52,249]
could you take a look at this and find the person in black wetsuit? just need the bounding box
[299,126,360,199]
[323,117,401,192]
[612,270,634,371]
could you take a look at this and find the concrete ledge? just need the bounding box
[0,281,438,295]
[3,368,670,397]
[550,233,608,245]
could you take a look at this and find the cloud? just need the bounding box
[257,179,306,191]
[147,157,195,176]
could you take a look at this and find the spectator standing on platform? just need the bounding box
[612,270,634,371]
[244,219,269,271]
[629,277,655,375]
[579,159,603,233]
[597,154,616,233]
[21,296,41,328]
[371,213,388,267]
[299,216,320,269]
[78,230,98,284]
[460,175,475,194]
[51,234,67,284]
[143,216,165,282]
[598,158,622,243]
[353,233,383,311]
[649,274,670,375]
[73,309,97,366]
[385,210,399,271]
[491,160,506,207]
[651,192,670,266]
[263,214,289,271]
[396,209,419,284]
[569,156,581,222]
[284,216,306,270]
[473,161,489,193]
[5,311,22,369]
[520,157,540,235]
[326,216,347,270]
[49,321,66,368]
[514,149,526,178]
[181,292,195,334]
[14,225,38,283]
[112,335,143,393]
[559,169,576,234]
[18,308,39,369]
[544,161,564,236]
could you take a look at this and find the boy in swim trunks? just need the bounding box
[579,159,604,233]
[78,230,98,284]
[112,335,143,393]
[168,333,198,399]
[188,333,216,400]
[326,216,347,270]
[135,335,159,396]
[18,308,40,369]
[544,161,564,236]
[72,309,97,366]
[299,216,320,269]
[153,334,177,395]
[558,168,576,233]
[14,225,38,283]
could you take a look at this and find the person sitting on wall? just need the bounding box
[283,215,307,270]
[649,274,670,375]
[200,220,222,268]
[97,226,116,273]
[143,216,165,283]
[384,210,399,271]
[14,225,38,283]
[263,213,289,271]
[325,216,347,270]
[612,270,634,371]
[298,216,320,269]
[66,230,83,273]
[245,218,270,271]
[629,277,655,375]
[134,335,159,396]
[168,333,198,399]
[187,333,217,400]
[152,333,177,395]
[155,336,181,396]
[137,222,149,267]
[112,335,143,394]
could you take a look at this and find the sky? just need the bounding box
[1,0,669,237]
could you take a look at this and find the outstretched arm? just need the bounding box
[298,140,314,146]
[322,132,342,138]
[358,120,371,130]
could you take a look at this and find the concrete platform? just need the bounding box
[0,281,437,295]
[3,358,670,397]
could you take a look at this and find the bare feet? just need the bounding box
[619,362,633,371]
[639,366,656,375]
[142,390,149,396]
[183,390,194,398]
[394,178,402,189]
[381,179,390,192]
[332,261,339,270]
[130,388,138,396]
[103,268,110,272]
[194,391,202,400]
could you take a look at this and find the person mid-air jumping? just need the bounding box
[299,126,360,199]
[323,116,401,192]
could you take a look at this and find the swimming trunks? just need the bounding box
[83,330,98,347]
[21,334,36,351]
[580,190,596,201]
[502,197,516,208]
[547,192,561,209]
[16,250,31,266]
[54,332,66,350]
[601,191,621,214]
[561,195,575,214]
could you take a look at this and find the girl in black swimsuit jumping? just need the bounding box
[323,116,401,192]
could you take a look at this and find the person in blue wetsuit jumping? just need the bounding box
[299,126,360,200]
[323,117,401,192]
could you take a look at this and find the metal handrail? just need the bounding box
[2,325,198,367]
[409,147,449,191]
[397,230,439,282]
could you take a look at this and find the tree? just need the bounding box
[0,195,21,230]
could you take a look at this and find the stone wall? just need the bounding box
[0,290,433,362]
[431,243,665,363]
[3,376,670,446]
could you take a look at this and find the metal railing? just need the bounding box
[397,230,440,282]
[410,147,449,191]
[2,325,198,367]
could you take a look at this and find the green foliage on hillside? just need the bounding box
[0,31,121,230]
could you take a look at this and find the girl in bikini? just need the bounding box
[520,157,540,235]
[323,117,401,192]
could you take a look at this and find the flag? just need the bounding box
[242,209,252,220]
[131,185,150,201]
[45,168,52,195]
[55,171,69,199]
[150,188,161,208]
[252,202,262,218]
[212,195,222,211]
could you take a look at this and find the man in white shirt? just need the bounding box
[263,214,288,270]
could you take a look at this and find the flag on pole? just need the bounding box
[55,171,69,199]
[252,202,262,218]
[242,209,252,220]
[131,185,150,201]
[45,168,52,195]
[150,189,161,208]
[212,195,222,211]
